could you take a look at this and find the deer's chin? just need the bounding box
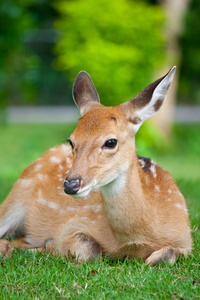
[73,188,91,198]
[72,180,97,198]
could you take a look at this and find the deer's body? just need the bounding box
[0,67,192,264]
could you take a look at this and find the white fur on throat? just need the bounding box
[101,172,127,198]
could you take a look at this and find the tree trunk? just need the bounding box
[152,0,191,136]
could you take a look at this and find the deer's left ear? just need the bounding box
[120,66,176,132]
[73,71,101,116]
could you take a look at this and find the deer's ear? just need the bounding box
[73,71,101,116]
[120,66,176,132]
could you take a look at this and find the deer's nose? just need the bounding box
[63,178,81,195]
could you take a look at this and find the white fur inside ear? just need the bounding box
[134,66,176,132]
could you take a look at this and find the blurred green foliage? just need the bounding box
[0,0,38,112]
[0,0,165,112]
[178,0,200,104]
[0,0,72,116]
[54,0,165,105]
[136,121,167,156]
[1,0,200,109]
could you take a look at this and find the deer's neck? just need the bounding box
[100,158,151,243]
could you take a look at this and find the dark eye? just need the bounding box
[67,139,74,149]
[103,139,118,149]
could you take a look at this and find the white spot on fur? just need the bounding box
[92,205,102,213]
[36,197,47,206]
[66,157,72,168]
[50,147,56,151]
[138,159,145,168]
[58,164,64,171]
[175,203,188,215]
[150,163,157,178]
[37,193,60,211]
[175,203,182,209]
[57,174,64,181]
[97,215,102,219]
[176,191,185,201]
[82,204,102,213]
[83,205,91,210]
[50,156,61,164]
[91,220,96,225]
[57,186,62,190]
[61,144,71,155]
[48,202,59,210]
[17,178,33,187]
[168,189,172,194]
[65,207,76,213]
[154,185,160,192]
[166,198,172,202]
[34,164,43,171]
[37,174,48,182]
[80,217,88,220]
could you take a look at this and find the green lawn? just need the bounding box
[0,123,199,299]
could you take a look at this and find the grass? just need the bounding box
[0,123,200,299]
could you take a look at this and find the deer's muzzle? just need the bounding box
[63,178,81,195]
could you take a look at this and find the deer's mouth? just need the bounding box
[63,179,97,198]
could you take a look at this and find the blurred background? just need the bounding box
[0,0,200,125]
[0,0,200,187]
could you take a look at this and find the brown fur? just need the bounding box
[0,68,192,265]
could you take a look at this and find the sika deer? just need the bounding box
[0,67,192,265]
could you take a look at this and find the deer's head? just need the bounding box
[63,67,176,197]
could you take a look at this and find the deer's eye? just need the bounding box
[67,139,74,149]
[103,139,118,149]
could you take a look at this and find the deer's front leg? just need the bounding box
[0,239,14,258]
[56,230,102,261]
[0,237,46,258]
[145,247,188,266]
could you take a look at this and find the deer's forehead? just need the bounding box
[73,107,127,138]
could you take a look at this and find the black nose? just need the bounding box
[63,178,81,195]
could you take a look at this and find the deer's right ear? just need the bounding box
[120,66,176,133]
[73,71,101,116]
